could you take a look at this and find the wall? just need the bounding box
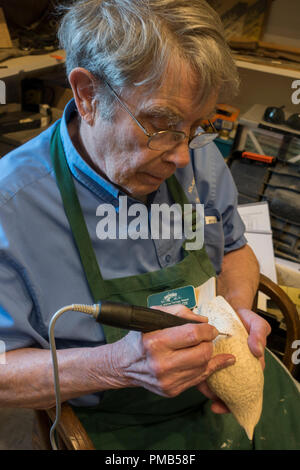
[232,68,299,114]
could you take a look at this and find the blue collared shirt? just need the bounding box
[0,99,246,402]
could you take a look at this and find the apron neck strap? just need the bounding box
[50,123,107,300]
[166,174,190,209]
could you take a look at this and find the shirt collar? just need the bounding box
[59,99,120,207]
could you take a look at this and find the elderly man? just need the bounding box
[0,0,299,450]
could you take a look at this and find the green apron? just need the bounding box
[50,123,300,450]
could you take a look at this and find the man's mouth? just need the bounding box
[142,171,174,184]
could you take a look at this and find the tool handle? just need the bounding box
[95,301,200,333]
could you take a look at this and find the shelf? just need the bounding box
[1,49,299,81]
[0,49,66,80]
[235,56,300,79]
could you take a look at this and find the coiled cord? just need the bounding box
[48,304,99,450]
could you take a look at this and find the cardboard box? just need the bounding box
[207,0,272,47]
[0,8,12,48]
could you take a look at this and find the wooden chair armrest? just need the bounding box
[258,273,300,375]
[46,403,95,450]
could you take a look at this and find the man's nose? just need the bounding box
[162,142,191,168]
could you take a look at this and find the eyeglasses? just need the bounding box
[263,106,300,131]
[105,82,218,151]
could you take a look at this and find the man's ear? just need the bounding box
[68,68,97,125]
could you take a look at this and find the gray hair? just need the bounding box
[58,0,239,120]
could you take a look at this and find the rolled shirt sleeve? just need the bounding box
[193,144,247,274]
[0,256,49,351]
[0,208,50,351]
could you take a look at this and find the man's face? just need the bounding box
[84,65,217,201]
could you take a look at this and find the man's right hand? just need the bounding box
[106,304,236,402]
[0,305,235,410]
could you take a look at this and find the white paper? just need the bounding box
[238,202,277,310]
[238,201,272,232]
[194,277,216,308]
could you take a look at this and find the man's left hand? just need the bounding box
[236,308,271,370]
[197,307,271,414]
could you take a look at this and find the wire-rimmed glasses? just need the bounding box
[105,82,218,151]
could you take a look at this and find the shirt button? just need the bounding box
[165,254,171,263]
